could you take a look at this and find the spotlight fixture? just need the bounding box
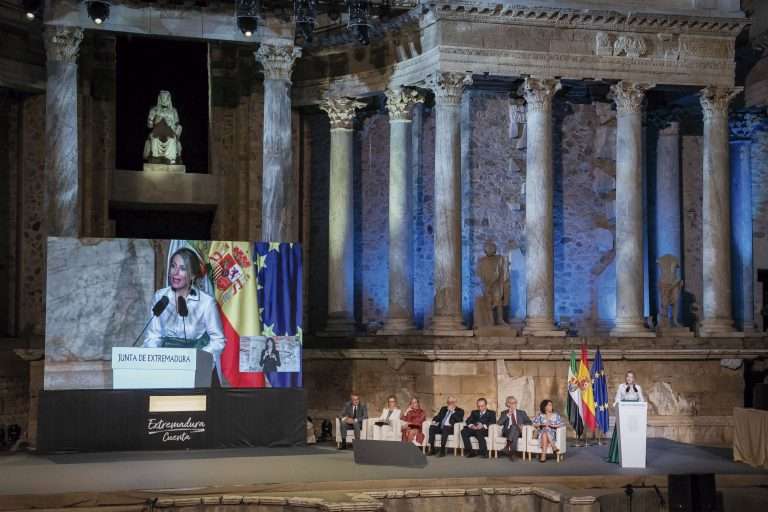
[236,0,261,38]
[86,1,111,25]
[347,0,371,46]
[294,0,317,43]
[22,0,41,20]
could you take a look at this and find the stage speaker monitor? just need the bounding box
[353,440,427,468]
[753,383,768,410]
[668,473,716,512]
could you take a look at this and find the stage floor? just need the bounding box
[0,438,766,499]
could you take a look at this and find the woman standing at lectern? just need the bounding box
[143,247,225,359]
[607,370,645,463]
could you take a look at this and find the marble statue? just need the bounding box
[474,241,511,330]
[657,254,683,328]
[143,91,183,165]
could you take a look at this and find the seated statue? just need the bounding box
[657,254,684,328]
[143,90,183,165]
[474,241,511,329]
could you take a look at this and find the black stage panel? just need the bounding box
[38,388,306,453]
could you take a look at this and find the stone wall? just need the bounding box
[305,338,748,446]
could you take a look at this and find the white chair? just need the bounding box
[335,417,369,448]
[368,417,403,441]
[421,420,462,455]
[523,424,567,462]
[488,424,526,458]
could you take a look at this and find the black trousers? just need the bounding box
[461,427,489,454]
[428,425,453,451]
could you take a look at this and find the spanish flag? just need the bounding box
[208,241,264,387]
[578,343,597,432]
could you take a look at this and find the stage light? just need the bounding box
[22,0,41,20]
[86,1,111,25]
[294,0,317,43]
[236,0,261,38]
[347,0,370,45]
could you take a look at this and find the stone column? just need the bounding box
[255,44,301,242]
[320,97,364,335]
[654,121,691,335]
[426,72,472,335]
[609,81,655,337]
[44,26,84,237]
[379,88,424,334]
[730,116,755,333]
[521,78,564,337]
[699,86,742,337]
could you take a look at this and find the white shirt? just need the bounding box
[613,383,644,406]
[143,286,226,357]
[442,408,456,427]
[378,408,402,421]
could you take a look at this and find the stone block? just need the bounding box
[432,375,461,394]
[460,376,496,396]
[433,361,479,376]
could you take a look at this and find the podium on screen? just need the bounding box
[111,347,213,389]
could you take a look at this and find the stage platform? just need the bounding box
[1,439,767,511]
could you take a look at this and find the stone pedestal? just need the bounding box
[379,88,423,335]
[425,73,472,336]
[699,87,743,338]
[609,81,655,338]
[255,45,301,242]
[521,78,565,337]
[143,163,186,173]
[44,26,83,237]
[320,97,364,335]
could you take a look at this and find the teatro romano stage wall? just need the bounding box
[1,0,768,448]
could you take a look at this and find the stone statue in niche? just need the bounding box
[474,242,516,335]
[657,254,684,328]
[143,90,185,173]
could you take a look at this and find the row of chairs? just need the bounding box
[334,418,566,462]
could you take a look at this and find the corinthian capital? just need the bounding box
[320,97,365,130]
[700,86,742,121]
[609,81,654,114]
[521,78,562,113]
[44,26,84,64]
[426,72,472,107]
[385,87,424,122]
[255,44,302,81]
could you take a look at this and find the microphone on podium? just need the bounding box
[132,296,170,346]
[177,296,188,344]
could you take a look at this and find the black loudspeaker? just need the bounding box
[668,473,716,512]
[353,440,428,468]
[753,383,768,410]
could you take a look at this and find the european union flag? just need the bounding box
[591,347,609,434]
[254,242,303,388]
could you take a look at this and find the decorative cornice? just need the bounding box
[385,87,424,121]
[319,97,366,130]
[255,44,302,81]
[609,81,654,114]
[44,26,83,64]
[423,1,748,36]
[426,72,472,106]
[700,86,742,120]
[521,78,561,113]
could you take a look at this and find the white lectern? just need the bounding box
[617,401,648,468]
[112,347,213,389]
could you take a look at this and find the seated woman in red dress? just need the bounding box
[401,397,426,445]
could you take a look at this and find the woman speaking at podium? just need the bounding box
[143,247,225,359]
[608,370,645,463]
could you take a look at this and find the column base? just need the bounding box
[320,313,357,336]
[523,318,565,337]
[474,325,519,337]
[698,319,744,338]
[425,315,472,336]
[610,318,655,338]
[377,317,420,335]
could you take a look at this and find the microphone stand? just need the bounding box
[132,316,155,347]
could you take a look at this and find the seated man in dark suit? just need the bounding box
[428,396,464,457]
[460,397,496,458]
[339,393,368,449]
[497,395,531,461]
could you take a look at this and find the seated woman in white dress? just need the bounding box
[608,370,644,463]
[371,396,402,441]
